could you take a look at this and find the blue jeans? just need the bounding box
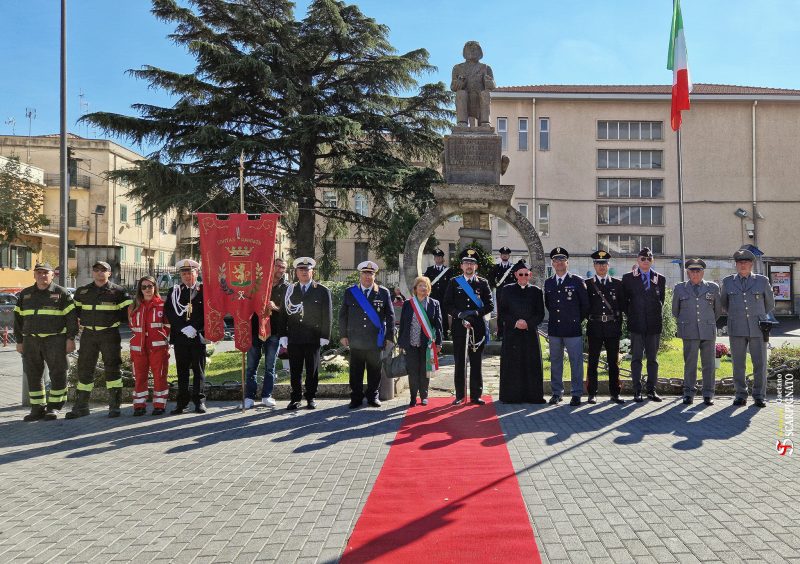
[245,335,280,399]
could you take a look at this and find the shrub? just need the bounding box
[769,342,800,372]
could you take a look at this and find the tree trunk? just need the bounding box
[294,138,317,258]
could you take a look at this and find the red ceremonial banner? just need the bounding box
[198,213,280,351]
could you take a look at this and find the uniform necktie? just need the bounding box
[302,284,307,296]
[363,288,369,299]
[557,278,563,288]
[601,278,606,287]
[693,284,701,297]
[643,274,650,290]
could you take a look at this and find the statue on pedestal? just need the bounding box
[451,41,496,127]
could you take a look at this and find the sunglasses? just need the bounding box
[92,267,108,272]
[638,257,653,262]
[140,284,155,290]
[517,272,531,277]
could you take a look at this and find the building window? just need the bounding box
[497,117,508,150]
[537,203,550,237]
[518,203,529,219]
[354,193,368,216]
[518,118,529,151]
[120,245,127,262]
[4,245,33,269]
[68,240,76,259]
[68,199,77,228]
[354,242,369,267]
[119,204,128,223]
[134,209,142,226]
[323,191,337,209]
[134,246,143,264]
[159,251,165,265]
[598,178,664,199]
[598,121,663,141]
[159,217,166,233]
[539,117,550,151]
[598,205,664,226]
[597,150,662,170]
[598,234,664,256]
[497,219,509,236]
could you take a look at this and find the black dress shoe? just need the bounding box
[633,394,644,403]
[703,397,714,406]
[409,399,416,408]
[548,395,562,405]
[348,401,362,409]
[307,400,317,410]
[286,401,301,410]
[470,398,486,405]
[108,409,121,418]
[194,402,207,414]
[611,396,625,404]
[152,408,165,415]
[754,398,767,408]
[452,398,464,406]
[646,393,662,402]
[682,396,693,405]
[587,396,597,404]
[569,396,581,406]
[170,406,186,415]
[367,399,382,408]
[733,398,747,406]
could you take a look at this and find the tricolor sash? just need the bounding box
[349,286,385,348]
[410,296,439,372]
[455,276,483,308]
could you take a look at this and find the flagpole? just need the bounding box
[239,149,246,413]
[676,128,686,282]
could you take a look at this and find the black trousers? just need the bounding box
[405,346,430,400]
[174,341,207,406]
[288,343,320,402]
[587,332,621,397]
[349,347,382,403]
[630,332,660,395]
[23,334,68,409]
[452,335,484,401]
[76,329,122,389]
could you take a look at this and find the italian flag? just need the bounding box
[667,0,691,131]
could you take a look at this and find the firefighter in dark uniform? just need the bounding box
[14,263,79,421]
[67,260,132,418]
[423,249,454,339]
[164,259,208,414]
[584,250,626,404]
[279,257,332,410]
[489,246,514,338]
[443,248,494,405]
[544,247,589,406]
[339,260,395,409]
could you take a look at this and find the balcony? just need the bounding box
[44,173,91,189]
[39,214,90,233]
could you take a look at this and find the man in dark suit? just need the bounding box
[489,246,514,338]
[164,259,208,414]
[279,257,332,410]
[544,247,589,406]
[443,248,494,405]
[339,260,395,409]
[621,247,666,402]
[423,249,454,339]
[585,250,626,404]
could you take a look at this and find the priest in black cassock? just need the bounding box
[498,260,546,403]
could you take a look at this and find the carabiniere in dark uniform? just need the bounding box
[423,249,454,339]
[584,250,626,404]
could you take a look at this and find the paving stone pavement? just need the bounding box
[1,346,799,563]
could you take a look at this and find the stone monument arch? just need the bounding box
[399,41,545,293]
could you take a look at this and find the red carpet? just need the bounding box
[341,397,541,563]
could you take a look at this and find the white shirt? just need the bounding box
[556,275,567,285]
[595,275,610,284]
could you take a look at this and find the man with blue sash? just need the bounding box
[339,261,395,408]
[443,248,494,405]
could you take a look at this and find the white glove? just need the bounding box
[181,326,198,339]
[279,336,288,348]
[320,338,329,346]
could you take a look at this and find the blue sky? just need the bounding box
[2,0,799,153]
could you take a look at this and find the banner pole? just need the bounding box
[241,350,246,413]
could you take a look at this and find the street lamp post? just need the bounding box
[92,205,106,246]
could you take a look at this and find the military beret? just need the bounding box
[432,248,445,257]
[511,259,529,274]
[685,258,706,270]
[498,246,511,255]
[293,257,316,269]
[92,261,111,271]
[460,248,479,263]
[549,247,569,260]
[638,247,653,258]
[733,249,756,262]
[176,258,200,271]
[357,260,379,273]
[33,262,54,272]
[591,250,612,263]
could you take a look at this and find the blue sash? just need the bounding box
[349,286,385,347]
[455,276,483,308]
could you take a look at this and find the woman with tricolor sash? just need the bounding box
[397,276,444,407]
[498,260,546,404]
